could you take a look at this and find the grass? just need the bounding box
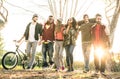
[0,61,95,70]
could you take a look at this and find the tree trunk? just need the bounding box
[110,0,120,46]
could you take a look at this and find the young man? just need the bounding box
[18,14,42,69]
[41,15,55,67]
[79,14,94,73]
[92,14,109,75]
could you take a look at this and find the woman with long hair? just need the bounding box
[63,17,78,72]
[53,18,65,71]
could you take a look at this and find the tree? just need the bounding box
[0,0,7,57]
[47,0,94,23]
[0,33,5,57]
[104,0,120,72]
[105,0,120,47]
[0,0,8,30]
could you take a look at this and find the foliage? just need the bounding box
[110,53,120,72]
[0,20,5,30]
[0,33,5,57]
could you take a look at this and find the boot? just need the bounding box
[71,64,74,71]
[66,66,71,72]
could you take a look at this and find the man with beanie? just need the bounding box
[18,14,42,69]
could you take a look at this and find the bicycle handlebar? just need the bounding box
[13,40,23,47]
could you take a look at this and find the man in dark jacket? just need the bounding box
[79,14,94,73]
[18,14,42,69]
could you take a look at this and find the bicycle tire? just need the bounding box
[2,52,18,70]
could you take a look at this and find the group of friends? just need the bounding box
[17,13,109,75]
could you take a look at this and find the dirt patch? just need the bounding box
[0,68,120,79]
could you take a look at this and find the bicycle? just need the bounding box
[2,40,28,70]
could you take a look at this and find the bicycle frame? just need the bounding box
[15,46,27,62]
[13,40,27,62]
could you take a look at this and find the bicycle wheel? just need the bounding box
[2,52,18,70]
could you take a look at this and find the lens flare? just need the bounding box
[95,47,104,59]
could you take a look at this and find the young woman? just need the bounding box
[53,18,65,71]
[63,17,78,72]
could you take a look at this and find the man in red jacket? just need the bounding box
[41,15,55,67]
[92,14,109,75]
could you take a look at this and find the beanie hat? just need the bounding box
[32,14,38,18]
[57,17,63,22]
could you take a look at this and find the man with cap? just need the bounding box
[18,14,42,69]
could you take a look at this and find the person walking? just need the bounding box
[18,14,42,69]
[91,14,109,75]
[41,15,55,67]
[63,17,78,72]
[78,14,94,73]
[53,18,65,71]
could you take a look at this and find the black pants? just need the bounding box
[94,48,106,72]
[42,42,54,66]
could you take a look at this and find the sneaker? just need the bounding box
[66,69,71,72]
[71,67,74,71]
[83,70,89,73]
[26,66,31,70]
[91,72,99,77]
[32,62,38,69]
[83,69,89,73]
[27,66,31,69]
[100,72,105,75]
[49,61,54,65]
[42,62,49,67]
[91,70,99,77]
[55,67,59,72]
[61,66,64,70]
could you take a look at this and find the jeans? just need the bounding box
[53,41,64,68]
[94,46,107,72]
[42,42,54,65]
[82,42,91,71]
[26,41,37,68]
[65,44,75,66]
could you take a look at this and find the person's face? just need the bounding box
[96,16,101,23]
[68,18,73,24]
[84,16,89,22]
[33,17,38,22]
[55,20,58,25]
[48,17,54,23]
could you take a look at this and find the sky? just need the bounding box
[1,0,120,61]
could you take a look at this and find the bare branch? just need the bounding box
[73,0,78,16]
[75,0,87,17]
[61,0,67,18]
[0,0,8,22]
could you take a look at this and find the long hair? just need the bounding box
[55,20,62,32]
[71,17,77,30]
[65,17,77,29]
